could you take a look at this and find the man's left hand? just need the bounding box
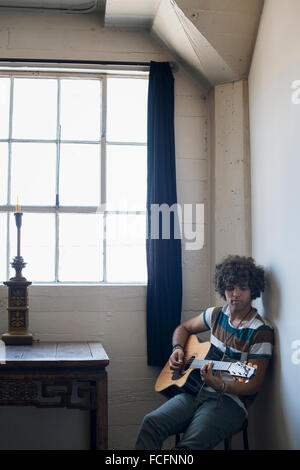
[200,361,223,391]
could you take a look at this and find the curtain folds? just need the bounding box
[146,61,182,367]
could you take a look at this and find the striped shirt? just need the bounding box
[202,304,274,413]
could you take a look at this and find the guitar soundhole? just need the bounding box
[172,370,183,380]
[184,356,195,371]
[171,355,196,381]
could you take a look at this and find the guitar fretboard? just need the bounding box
[190,358,256,379]
[190,359,231,371]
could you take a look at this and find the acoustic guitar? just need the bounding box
[155,335,257,398]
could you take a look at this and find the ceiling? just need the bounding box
[0,0,264,90]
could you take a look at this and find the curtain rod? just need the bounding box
[0,58,178,72]
[0,58,151,66]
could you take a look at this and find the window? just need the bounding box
[0,71,148,283]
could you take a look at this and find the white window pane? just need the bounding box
[59,213,103,282]
[107,77,148,143]
[0,213,7,281]
[9,213,55,282]
[106,145,147,211]
[0,78,10,139]
[59,144,100,206]
[11,143,56,206]
[106,214,147,282]
[12,78,57,139]
[0,143,8,204]
[60,79,101,141]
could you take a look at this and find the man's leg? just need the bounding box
[135,393,196,450]
[176,392,246,450]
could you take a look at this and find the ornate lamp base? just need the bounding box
[1,332,33,345]
[2,275,33,346]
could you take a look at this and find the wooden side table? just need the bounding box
[0,341,109,450]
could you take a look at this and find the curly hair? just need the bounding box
[214,255,265,300]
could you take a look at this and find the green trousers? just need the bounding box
[135,389,246,450]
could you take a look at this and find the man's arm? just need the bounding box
[169,312,208,370]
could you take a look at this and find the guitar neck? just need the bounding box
[190,359,232,372]
[190,358,256,380]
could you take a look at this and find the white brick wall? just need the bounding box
[213,80,251,275]
[0,10,210,449]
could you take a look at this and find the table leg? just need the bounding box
[95,371,108,450]
[90,408,97,450]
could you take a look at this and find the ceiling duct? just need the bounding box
[0,0,106,12]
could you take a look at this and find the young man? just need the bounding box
[135,255,274,450]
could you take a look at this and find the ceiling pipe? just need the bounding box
[0,0,102,14]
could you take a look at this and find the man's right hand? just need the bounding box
[169,348,184,370]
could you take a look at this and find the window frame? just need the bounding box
[0,68,148,284]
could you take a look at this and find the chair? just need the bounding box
[175,418,249,450]
[223,419,249,450]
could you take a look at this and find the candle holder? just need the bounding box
[2,211,33,345]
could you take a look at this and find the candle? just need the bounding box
[15,196,21,213]
[14,197,22,257]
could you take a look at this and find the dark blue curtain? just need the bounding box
[146,61,182,367]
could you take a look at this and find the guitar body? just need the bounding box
[155,336,211,398]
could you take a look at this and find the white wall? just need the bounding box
[0,10,210,449]
[249,0,300,450]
